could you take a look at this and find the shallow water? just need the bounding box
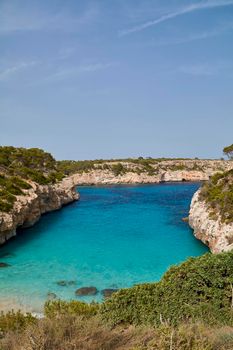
[0,183,208,311]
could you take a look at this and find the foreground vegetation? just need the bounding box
[1,252,233,349]
[2,314,233,350]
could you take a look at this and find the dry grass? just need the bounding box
[1,315,233,350]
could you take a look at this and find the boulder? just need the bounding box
[101,288,118,298]
[75,286,98,296]
[47,292,57,300]
[57,280,76,287]
[0,262,11,268]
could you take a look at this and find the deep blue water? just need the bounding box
[0,183,208,311]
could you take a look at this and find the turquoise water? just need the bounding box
[0,183,208,311]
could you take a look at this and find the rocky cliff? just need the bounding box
[0,177,79,245]
[189,189,233,254]
[69,159,232,185]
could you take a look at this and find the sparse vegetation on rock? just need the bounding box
[200,169,233,224]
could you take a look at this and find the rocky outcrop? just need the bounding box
[0,177,79,245]
[70,159,232,185]
[75,287,98,296]
[189,190,233,253]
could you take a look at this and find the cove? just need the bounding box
[0,183,208,311]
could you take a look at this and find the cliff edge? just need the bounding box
[189,170,233,253]
[0,176,79,245]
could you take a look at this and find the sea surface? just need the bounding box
[0,183,208,311]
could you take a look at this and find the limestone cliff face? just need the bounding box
[189,190,233,253]
[70,159,232,185]
[70,170,208,185]
[0,177,79,245]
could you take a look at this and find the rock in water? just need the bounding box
[47,292,57,300]
[57,280,76,287]
[101,289,118,298]
[75,287,98,296]
[182,217,189,222]
[0,262,11,268]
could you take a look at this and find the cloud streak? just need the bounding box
[34,62,118,85]
[0,61,38,81]
[119,0,233,36]
[144,21,233,46]
[178,61,233,76]
[0,1,97,34]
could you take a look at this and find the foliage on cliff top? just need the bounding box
[200,169,233,223]
[56,157,216,176]
[100,251,233,326]
[0,146,64,212]
[0,146,64,182]
[223,144,233,160]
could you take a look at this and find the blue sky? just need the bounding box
[0,0,233,160]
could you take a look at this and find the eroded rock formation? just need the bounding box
[189,189,233,253]
[0,177,79,245]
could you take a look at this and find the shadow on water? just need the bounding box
[0,200,79,253]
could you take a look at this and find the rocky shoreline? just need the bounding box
[189,189,233,253]
[0,176,79,246]
[69,159,232,185]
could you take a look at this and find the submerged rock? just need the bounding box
[182,217,189,222]
[0,252,14,259]
[75,287,98,296]
[57,280,76,287]
[101,288,118,298]
[0,262,11,268]
[47,292,57,300]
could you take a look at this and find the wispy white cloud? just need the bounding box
[119,0,233,36]
[178,61,233,76]
[33,62,118,85]
[145,21,233,46]
[0,61,38,81]
[0,1,98,34]
[51,62,117,80]
[57,47,76,60]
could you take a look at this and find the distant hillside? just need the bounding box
[0,146,232,212]
[57,157,228,176]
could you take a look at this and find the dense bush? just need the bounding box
[0,311,36,335]
[44,300,99,318]
[100,252,233,326]
[111,163,126,176]
[57,160,96,174]
[200,169,233,223]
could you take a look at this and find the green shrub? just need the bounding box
[0,200,14,212]
[111,163,126,176]
[0,310,36,334]
[44,300,99,318]
[100,252,233,326]
[10,177,32,190]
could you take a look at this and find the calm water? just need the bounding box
[0,183,208,311]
